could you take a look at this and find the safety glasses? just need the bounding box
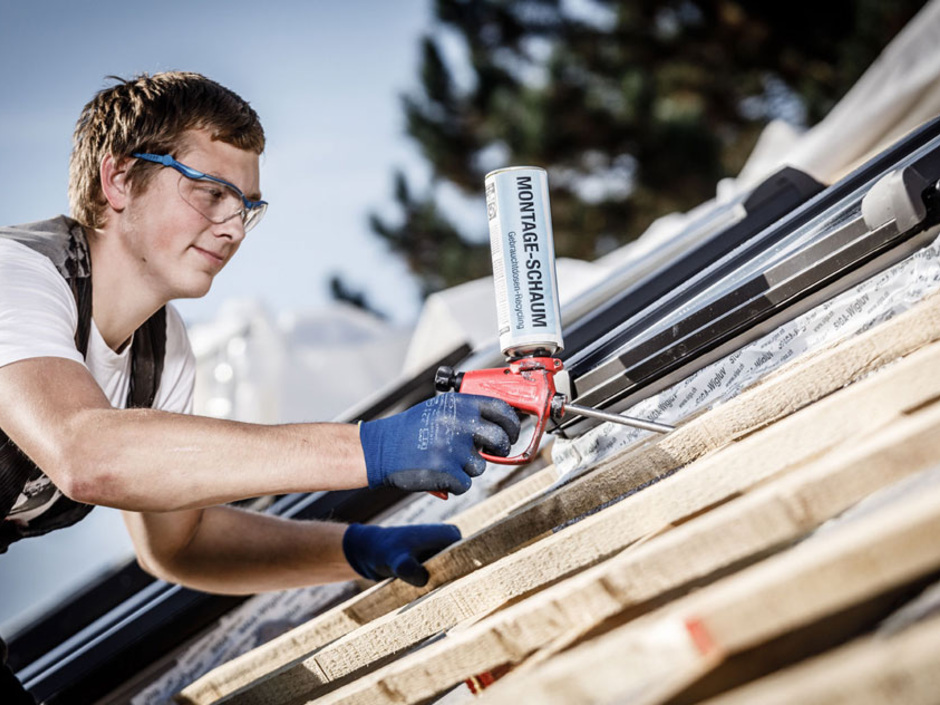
[132,153,268,232]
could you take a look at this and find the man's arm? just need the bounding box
[0,355,521,513]
[0,357,368,512]
[0,352,510,591]
[123,505,463,591]
[122,507,358,593]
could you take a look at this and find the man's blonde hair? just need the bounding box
[69,71,266,228]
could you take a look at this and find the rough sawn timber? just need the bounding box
[309,397,940,705]
[701,613,940,705]
[221,320,940,704]
[177,292,940,705]
[478,475,940,705]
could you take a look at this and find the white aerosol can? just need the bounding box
[485,166,564,360]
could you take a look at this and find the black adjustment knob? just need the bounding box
[435,365,458,392]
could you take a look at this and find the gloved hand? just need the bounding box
[360,393,521,495]
[343,522,461,587]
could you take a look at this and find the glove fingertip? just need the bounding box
[393,557,430,587]
[465,453,487,477]
[481,398,523,443]
[405,567,430,587]
[455,473,473,494]
[507,418,521,444]
[442,524,462,543]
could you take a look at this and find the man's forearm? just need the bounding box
[2,357,519,513]
[66,408,368,512]
[125,506,359,593]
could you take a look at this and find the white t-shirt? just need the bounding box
[0,239,196,522]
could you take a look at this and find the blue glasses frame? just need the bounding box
[132,152,268,231]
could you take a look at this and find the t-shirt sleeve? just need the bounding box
[0,240,85,369]
[156,303,196,414]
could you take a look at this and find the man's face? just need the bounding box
[119,129,262,301]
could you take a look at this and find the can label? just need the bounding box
[485,166,564,358]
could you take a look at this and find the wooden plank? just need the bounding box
[308,399,940,705]
[449,460,561,538]
[220,336,940,705]
[477,472,940,705]
[177,291,940,704]
[701,616,940,705]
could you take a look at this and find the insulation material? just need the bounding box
[131,582,355,705]
[552,228,940,481]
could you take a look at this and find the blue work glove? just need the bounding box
[360,392,521,495]
[343,522,461,586]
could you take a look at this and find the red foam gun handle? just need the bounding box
[457,356,562,465]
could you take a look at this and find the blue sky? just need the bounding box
[0,0,441,634]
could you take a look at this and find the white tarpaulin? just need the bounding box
[189,299,412,424]
[402,257,609,375]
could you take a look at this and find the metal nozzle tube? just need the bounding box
[564,402,674,434]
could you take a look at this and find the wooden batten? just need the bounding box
[701,613,940,705]
[478,477,940,704]
[449,459,561,538]
[308,399,940,705]
[211,308,940,704]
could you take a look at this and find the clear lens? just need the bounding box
[176,174,267,232]
[243,202,268,232]
[178,176,245,225]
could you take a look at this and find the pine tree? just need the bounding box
[371,0,928,296]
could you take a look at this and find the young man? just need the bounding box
[0,72,520,702]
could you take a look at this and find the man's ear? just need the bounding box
[100,154,134,212]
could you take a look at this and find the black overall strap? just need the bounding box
[128,307,167,409]
[0,269,97,546]
[0,444,30,522]
[0,240,92,523]
[0,218,166,550]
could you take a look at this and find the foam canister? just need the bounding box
[485,166,564,359]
